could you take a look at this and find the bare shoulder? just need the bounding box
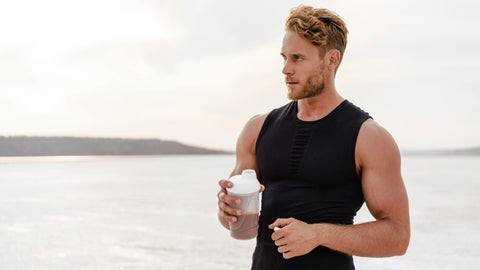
[245,114,268,132]
[356,119,401,169]
[237,114,268,153]
[231,114,268,176]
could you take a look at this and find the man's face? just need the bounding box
[280,31,326,101]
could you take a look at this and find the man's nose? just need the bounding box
[282,60,294,75]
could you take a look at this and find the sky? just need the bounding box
[0,0,478,151]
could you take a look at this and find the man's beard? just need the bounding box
[287,71,325,101]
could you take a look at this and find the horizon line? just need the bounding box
[1,134,478,153]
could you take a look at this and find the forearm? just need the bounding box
[314,219,409,257]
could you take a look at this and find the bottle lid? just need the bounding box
[226,169,260,194]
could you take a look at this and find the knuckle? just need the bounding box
[228,197,238,205]
[220,203,233,215]
[228,207,238,215]
[224,205,234,214]
[219,180,231,188]
[223,195,232,204]
[220,211,230,220]
[225,205,234,214]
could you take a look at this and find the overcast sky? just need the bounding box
[0,0,478,151]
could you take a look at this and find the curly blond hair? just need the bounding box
[286,5,348,64]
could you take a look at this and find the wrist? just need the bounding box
[313,223,329,247]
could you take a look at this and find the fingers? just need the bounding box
[276,240,294,260]
[275,238,296,260]
[269,218,311,260]
[274,236,289,247]
[282,251,294,259]
[271,225,290,242]
[218,200,242,217]
[218,195,241,223]
[218,205,239,222]
[217,179,241,204]
[259,184,265,193]
[217,179,242,223]
[217,190,242,207]
[218,179,233,189]
[268,217,294,230]
[277,244,289,253]
[270,217,295,241]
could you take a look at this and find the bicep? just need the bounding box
[357,121,409,222]
[230,114,267,177]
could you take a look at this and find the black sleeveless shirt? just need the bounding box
[252,100,371,270]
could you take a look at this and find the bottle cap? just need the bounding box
[226,169,260,194]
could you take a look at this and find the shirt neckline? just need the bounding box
[293,99,348,124]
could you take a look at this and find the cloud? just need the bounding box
[0,47,36,85]
[0,0,478,150]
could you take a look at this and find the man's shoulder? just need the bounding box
[245,114,268,132]
[235,114,268,157]
[356,119,401,166]
[363,118,400,138]
[358,119,393,147]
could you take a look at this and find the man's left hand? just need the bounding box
[269,218,320,259]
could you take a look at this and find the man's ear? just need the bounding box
[325,49,341,71]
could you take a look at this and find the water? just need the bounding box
[0,155,478,269]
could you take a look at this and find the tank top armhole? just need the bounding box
[353,115,373,179]
[254,109,276,155]
[254,102,294,154]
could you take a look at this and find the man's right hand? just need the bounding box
[217,179,243,227]
[216,113,268,230]
[217,179,266,229]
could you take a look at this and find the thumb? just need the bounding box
[268,218,295,229]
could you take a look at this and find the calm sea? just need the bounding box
[0,155,478,269]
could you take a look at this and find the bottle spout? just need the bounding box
[241,169,256,178]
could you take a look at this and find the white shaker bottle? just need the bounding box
[226,169,261,240]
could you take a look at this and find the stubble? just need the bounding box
[287,69,325,101]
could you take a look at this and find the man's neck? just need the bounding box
[296,88,344,121]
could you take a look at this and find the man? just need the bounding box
[217,5,410,269]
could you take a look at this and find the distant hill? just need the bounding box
[0,136,233,156]
[402,146,480,156]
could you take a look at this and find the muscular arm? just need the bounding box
[217,114,267,230]
[270,119,410,258]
